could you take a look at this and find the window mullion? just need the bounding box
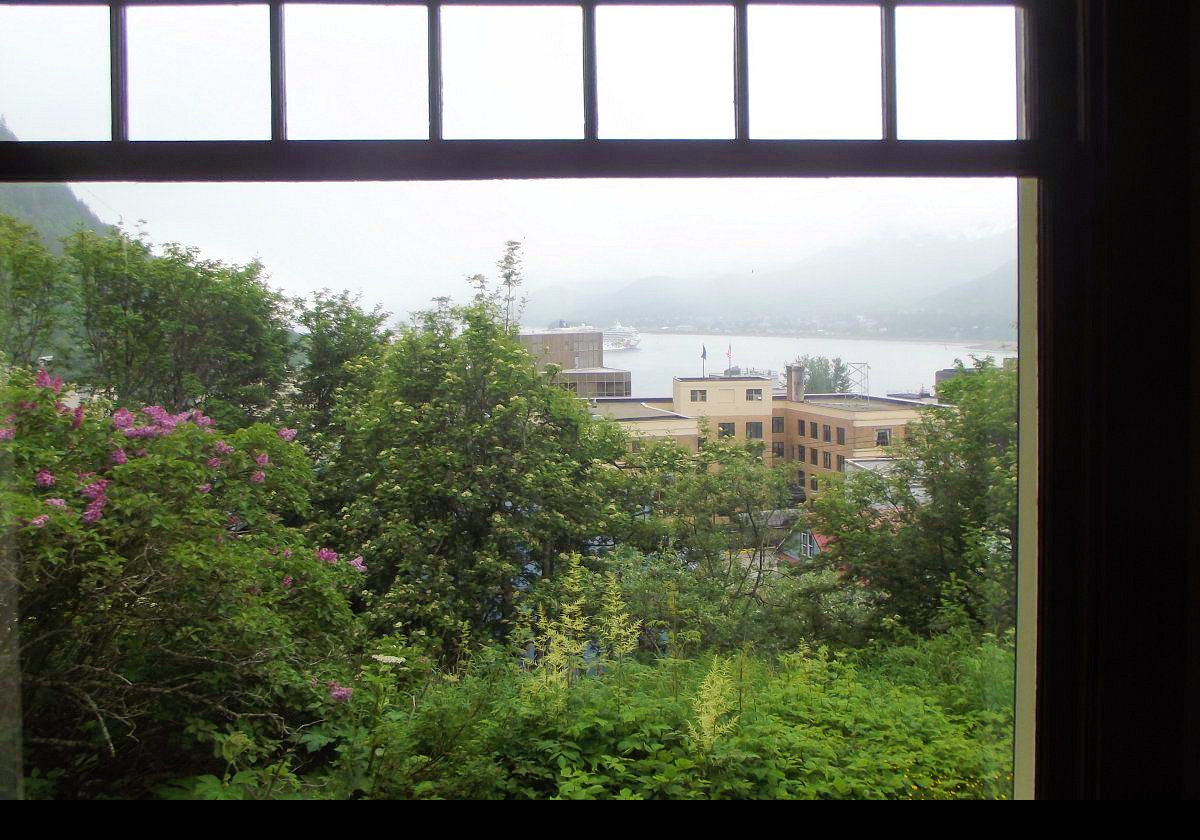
[880,0,897,141]
[269,0,287,142]
[109,0,128,142]
[427,0,443,141]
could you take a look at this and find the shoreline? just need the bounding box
[638,330,1017,353]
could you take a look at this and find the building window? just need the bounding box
[799,530,821,558]
[798,418,804,434]
[810,421,818,438]
[690,389,707,402]
[746,421,763,439]
[810,448,818,465]
[837,454,845,472]
[798,444,806,462]
[823,450,832,469]
[837,427,846,445]
[810,476,818,492]
[823,423,831,442]
[746,388,763,401]
[797,469,805,486]
[876,428,892,447]
[717,422,734,438]
[772,441,785,457]
[772,416,784,434]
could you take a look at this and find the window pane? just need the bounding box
[128,5,270,141]
[896,6,1018,140]
[0,5,110,140]
[749,5,881,140]
[442,6,582,140]
[597,6,734,139]
[285,4,428,140]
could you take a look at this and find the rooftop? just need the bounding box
[675,375,772,383]
[800,393,938,411]
[589,398,692,422]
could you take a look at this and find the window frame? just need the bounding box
[3,0,1185,800]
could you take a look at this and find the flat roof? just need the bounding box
[675,376,772,382]
[561,367,630,375]
[799,393,938,411]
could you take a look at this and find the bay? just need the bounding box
[607,332,1017,398]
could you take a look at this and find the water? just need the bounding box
[608,333,1017,398]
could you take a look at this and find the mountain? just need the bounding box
[0,120,110,250]
[520,230,1018,340]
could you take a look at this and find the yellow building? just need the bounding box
[591,361,931,497]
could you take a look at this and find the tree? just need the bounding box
[0,214,76,368]
[64,226,295,427]
[793,355,852,393]
[804,357,1017,634]
[310,277,628,656]
[293,289,392,435]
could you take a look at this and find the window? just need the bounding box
[810,448,819,466]
[772,416,784,434]
[823,450,832,469]
[799,530,821,558]
[810,477,818,492]
[798,419,804,434]
[798,444,806,462]
[810,422,818,439]
[837,427,846,445]
[876,428,892,447]
[746,388,763,401]
[797,469,805,485]
[837,454,846,472]
[772,441,785,458]
[746,421,763,440]
[690,389,707,402]
[717,422,734,439]
[823,424,831,442]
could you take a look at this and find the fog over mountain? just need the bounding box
[522,229,1017,340]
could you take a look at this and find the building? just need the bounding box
[518,326,631,398]
[591,361,931,498]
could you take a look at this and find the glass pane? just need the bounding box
[285,4,428,140]
[0,5,110,141]
[127,5,270,141]
[597,5,734,140]
[896,6,1018,140]
[749,5,881,140]
[442,6,582,140]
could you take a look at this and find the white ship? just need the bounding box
[603,323,641,352]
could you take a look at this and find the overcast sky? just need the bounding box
[1,3,1018,319]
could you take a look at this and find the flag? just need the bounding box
[701,345,707,360]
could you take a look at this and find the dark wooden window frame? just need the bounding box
[2,0,1193,800]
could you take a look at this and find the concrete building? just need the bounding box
[590,361,931,498]
[518,326,631,399]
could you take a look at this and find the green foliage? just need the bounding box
[805,357,1017,634]
[793,355,852,394]
[3,367,355,797]
[63,225,295,427]
[0,214,76,367]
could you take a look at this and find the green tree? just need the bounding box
[794,355,852,393]
[805,357,1017,633]
[311,281,628,656]
[293,289,392,434]
[64,226,295,427]
[0,214,76,367]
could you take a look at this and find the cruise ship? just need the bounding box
[602,323,641,352]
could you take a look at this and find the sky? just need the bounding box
[0,2,1019,320]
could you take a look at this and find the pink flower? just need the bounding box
[3,415,13,424]
[44,498,67,508]
[0,428,13,441]
[327,681,353,703]
[83,498,105,523]
[278,428,297,442]
[206,457,222,469]
[214,441,234,455]
[282,575,294,591]
[81,479,109,500]
[316,547,338,564]
[251,470,265,484]
[283,548,292,559]
[350,556,367,573]
[111,408,135,429]
[111,449,128,465]
[196,483,212,494]
[35,369,53,390]
[35,470,55,487]
[29,514,50,529]
[255,452,269,467]
[72,405,84,429]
